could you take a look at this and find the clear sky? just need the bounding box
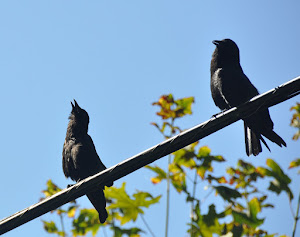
[0,1,299,236]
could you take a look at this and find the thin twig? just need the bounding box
[201,187,214,204]
[59,214,65,237]
[292,190,300,237]
[140,214,156,237]
[165,154,171,237]
[191,168,198,236]
[165,119,175,237]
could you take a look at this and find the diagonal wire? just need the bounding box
[0,76,300,235]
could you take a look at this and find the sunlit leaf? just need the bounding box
[190,204,224,237]
[105,183,161,225]
[68,205,77,218]
[258,159,294,200]
[173,146,197,168]
[248,198,260,218]
[289,158,300,169]
[169,163,187,192]
[207,175,227,184]
[198,146,211,157]
[152,94,194,120]
[174,96,194,117]
[232,210,264,229]
[197,165,212,179]
[111,226,144,237]
[232,198,264,229]
[43,221,58,233]
[290,103,300,140]
[145,165,167,184]
[72,209,101,236]
[43,221,66,236]
[41,179,62,198]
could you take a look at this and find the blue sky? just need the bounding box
[0,1,299,236]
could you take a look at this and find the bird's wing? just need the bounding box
[211,68,231,110]
[219,67,259,108]
[62,138,79,181]
[66,135,107,180]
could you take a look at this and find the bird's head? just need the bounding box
[70,99,90,131]
[212,38,240,65]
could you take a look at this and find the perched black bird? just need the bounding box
[210,38,286,156]
[63,100,113,223]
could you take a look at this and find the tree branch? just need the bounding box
[0,76,300,235]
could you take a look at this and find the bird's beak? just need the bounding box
[212,40,221,46]
[71,99,81,110]
[74,99,79,107]
[73,99,81,109]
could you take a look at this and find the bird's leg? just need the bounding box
[67,179,81,188]
[211,109,227,118]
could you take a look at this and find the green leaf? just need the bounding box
[152,95,194,120]
[290,103,300,140]
[169,163,187,192]
[198,146,211,157]
[230,224,243,237]
[111,226,144,237]
[43,220,58,233]
[152,94,175,120]
[72,209,101,236]
[67,205,77,218]
[145,165,167,184]
[248,198,260,219]
[207,175,227,184]
[289,158,300,169]
[174,96,194,117]
[190,204,224,237]
[266,159,291,183]
[41,179,62,198]
[232,198,264,229]
[232,211,262,229]
[43,221,65,236]
[194,146,225,179]
[213,186,242,203]
[262,159,294,200]
[105,183,161,225]
[173,145,197,168]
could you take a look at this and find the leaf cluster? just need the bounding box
[41,181,160,237]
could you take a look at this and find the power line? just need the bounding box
[0,76,299,235]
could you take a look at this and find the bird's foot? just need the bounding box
[211,110,226,118]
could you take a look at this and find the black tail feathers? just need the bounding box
[87,189,108,223]
[262,130,286,148]
[244,124,262,156]
[244,122,286,156]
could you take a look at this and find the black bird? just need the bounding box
[62,100,113,223]
[210,38,286,156]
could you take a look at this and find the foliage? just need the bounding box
[41,96,300,237]
[147,95,298,237]
[41,181,159,236]
[290,103,300,140]
[290,103,300,175]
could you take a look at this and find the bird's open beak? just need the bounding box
[71,99,81,110]
[212,40,221,46]
[74,99,79,108]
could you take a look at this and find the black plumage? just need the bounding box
[63,100,112,223]
[210,38,286,156]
